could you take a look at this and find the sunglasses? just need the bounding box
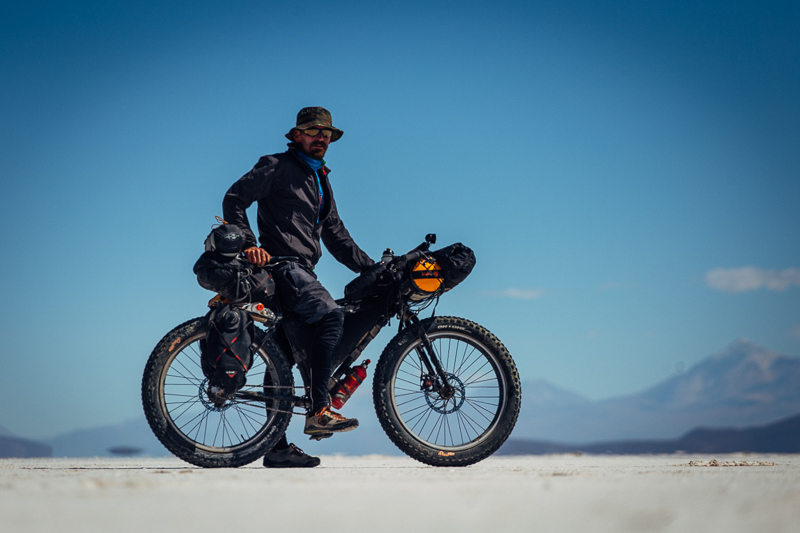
[302,128,333,138]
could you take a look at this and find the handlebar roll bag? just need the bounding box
[410,258,444,295]
[432,243,476,290]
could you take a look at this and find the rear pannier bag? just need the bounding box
[432,243,476,290]
[200,303,255,394]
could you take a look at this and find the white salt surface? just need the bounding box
[2,454,799,532]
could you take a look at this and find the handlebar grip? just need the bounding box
[268,256,299,264]
[393,250,425,269]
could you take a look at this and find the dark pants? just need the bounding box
[274,263,343,413]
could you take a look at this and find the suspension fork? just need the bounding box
[405,315,451,390]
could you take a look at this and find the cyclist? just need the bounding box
[222,107,375,468]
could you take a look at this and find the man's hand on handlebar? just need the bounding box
[244,247,271,266]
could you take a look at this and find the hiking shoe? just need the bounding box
[263,443,320,468]
[304,406,359,435]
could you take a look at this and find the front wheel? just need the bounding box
[373,316,521,466]
[142,317,294,468]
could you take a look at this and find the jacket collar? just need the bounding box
[288,149,331,175]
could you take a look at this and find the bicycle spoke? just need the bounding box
[463,400,496,423]
[394,390,425,398]
[445,411,455,447]
[395,376,421,388]
[175,356,203,382]
[400,402,431,420]
[159,334,286,453]
[455,408,478,440]
[462,361,493,387]
[185,409,210,441]
[392,330,508,450]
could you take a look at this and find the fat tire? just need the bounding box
[142,317,294,468]
[373,316,521,466]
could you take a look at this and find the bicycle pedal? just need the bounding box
[308,432,334,441]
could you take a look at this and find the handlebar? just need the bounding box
[268,256,299,265]
[236,255,298,270]
[390,247,428,270]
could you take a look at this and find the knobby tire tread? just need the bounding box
[142,317,293,468]
[372,316,521,467]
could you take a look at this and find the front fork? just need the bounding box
[405,315,455,397]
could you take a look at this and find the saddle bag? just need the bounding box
[200,303,255,394]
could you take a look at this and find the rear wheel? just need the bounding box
[142,317,294,467]
[373,316,521,466]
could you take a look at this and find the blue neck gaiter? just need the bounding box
[295,150,325,171]
[295,151,326,223]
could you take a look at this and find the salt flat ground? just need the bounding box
[1,454,799,533]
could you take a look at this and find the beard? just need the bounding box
[307,142,328,159]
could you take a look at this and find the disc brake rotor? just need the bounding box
[423,373,466,414]
[198,378,234,412]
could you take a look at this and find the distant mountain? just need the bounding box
[514,339,800,442]
[0,425,52,458]
[46,417,171,457]
[41,390,400,458]
[27,339,800,458]
[0,435,52,458]
[498,411,800,455]
[521,379,590,408]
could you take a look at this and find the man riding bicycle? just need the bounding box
[222,107,375,468]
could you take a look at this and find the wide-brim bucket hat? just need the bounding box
[285,106,344,142]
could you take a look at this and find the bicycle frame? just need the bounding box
[236,298,451,414]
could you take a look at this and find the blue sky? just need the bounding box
[1,0,798,439]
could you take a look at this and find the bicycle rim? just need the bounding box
[157,331,282,453]
[389,331,507,451]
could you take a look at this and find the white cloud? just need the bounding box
[705,267,800,293]
[487,288,546,300]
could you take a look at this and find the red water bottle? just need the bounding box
[330,360,370,409]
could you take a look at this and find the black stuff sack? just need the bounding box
[193,222,275,304]
[432,243,476,290]
[204,223,246,258]
[343,262,391,302]
[201,303,255,394]
[193,254,276,304]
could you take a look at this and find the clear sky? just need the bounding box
[1,0,798,439]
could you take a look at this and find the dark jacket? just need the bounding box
[222,150,374,273]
